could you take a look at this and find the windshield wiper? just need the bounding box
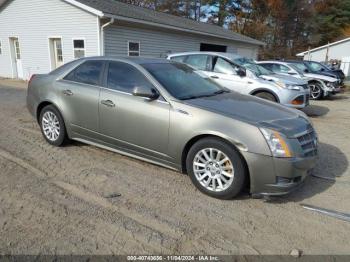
[180,90,229,100]
[213,90,230,95]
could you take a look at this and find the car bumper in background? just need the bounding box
[242,151,318,196]
[280,90,310,109]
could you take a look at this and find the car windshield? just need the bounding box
[288,63,305,75]
[306,61,329,72]
[289,63,308,73]
[142,62,228,100]
[225,56,273,76]
[243,63,274,76]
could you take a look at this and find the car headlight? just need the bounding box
[260,128,293,158]
[324,81,334,88]
[275,81,301,91]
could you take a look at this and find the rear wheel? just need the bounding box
[186,138,247,199]
[310,83,323,100]
[254,92,278,102]
[39,105,68,146]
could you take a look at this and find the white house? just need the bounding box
[0,0,263,80]
[297,37,350,77]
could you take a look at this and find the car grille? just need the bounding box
[297,128,318,157]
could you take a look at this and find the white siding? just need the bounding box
[302,41,350,62]
[0,0,99,80]
[105,24,259,59]
[302,41,350,77]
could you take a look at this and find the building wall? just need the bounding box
[104,23,259,59]
[302,41,350,77]
[0,0,99,80]
[302,41,350,62]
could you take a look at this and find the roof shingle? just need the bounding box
[75,0,264,46]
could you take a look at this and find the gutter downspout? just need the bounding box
[100,18,115,56]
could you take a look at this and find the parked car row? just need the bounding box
[167,52,344,106]
[27,56,319,200]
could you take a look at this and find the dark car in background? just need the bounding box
[287,60,345,86]
[303,60,345,85]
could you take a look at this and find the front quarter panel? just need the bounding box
[168,101,271,166]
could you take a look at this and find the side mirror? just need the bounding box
[320,68,325,71]
[304,69,310,73]
[236,67,246,77]
[132,86,160,100]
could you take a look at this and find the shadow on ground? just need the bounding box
[267,142,348,203]
[302,105,330,118]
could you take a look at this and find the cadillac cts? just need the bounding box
[27,57,318,199]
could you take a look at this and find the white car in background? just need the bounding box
[258,61,341,100]
[167,52,310,108]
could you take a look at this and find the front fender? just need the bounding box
[249,88,280,103]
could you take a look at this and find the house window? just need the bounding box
[128,41,140,57]
[73,39,85,59]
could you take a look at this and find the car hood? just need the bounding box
[304,73,337,82]
[183,92,310,137]
[260,74,307,85]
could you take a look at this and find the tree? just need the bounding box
[313,0,350,44]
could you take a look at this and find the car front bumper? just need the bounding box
[279,89,310,109]
[242,151,318,196]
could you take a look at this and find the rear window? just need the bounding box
[49,60,80,76]
[64,61,104,86]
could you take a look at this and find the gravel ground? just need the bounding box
[0,81,349,255]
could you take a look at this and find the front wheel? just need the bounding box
[186,138,247,199]
[310,83,323,100]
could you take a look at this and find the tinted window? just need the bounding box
[259,63,273,71]
[143,62,227,100]
[107,62,153,93]
[186,55,209,71]
[64,61,104,86]
[170,56,187,63]
[214,57,236,75]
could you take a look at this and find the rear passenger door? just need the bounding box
[99,61,170,159]
[58,60,105,135]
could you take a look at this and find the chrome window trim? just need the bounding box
[100,86,170,105]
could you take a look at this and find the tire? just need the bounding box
[254,92,278,102]
[186,138,247,199]
[39,105,69,146]
[310,83,323,100]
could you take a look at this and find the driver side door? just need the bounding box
[99,61,171,160]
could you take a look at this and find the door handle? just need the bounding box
[63,89,73,96]
[248,81,253,84]
[101,100,116,108]
[211,76,219,79]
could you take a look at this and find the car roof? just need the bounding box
[78,56,173,65]
[257,61,288,64]
[167,51,243,60]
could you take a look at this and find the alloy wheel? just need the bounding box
[42,111,60,142]
[193,148,235,192]
[310,84,321,100]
